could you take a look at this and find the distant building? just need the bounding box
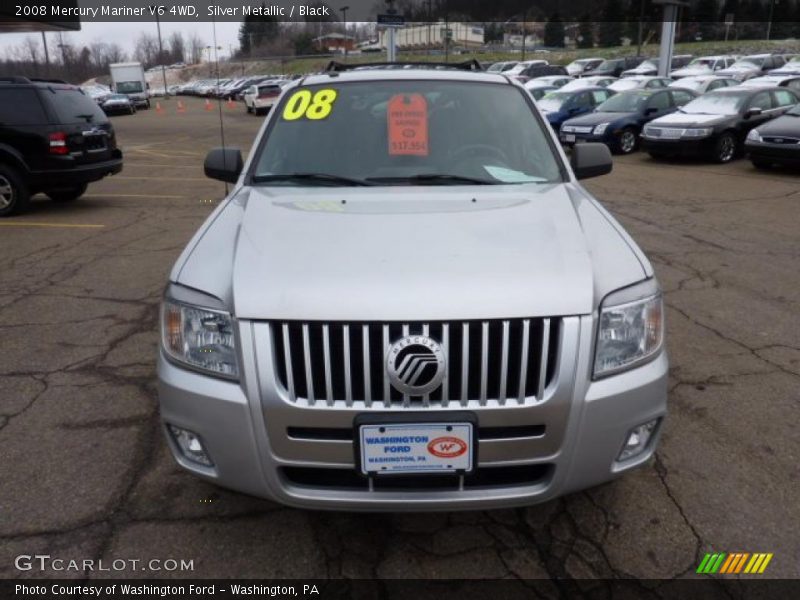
[312,33,356,53]
[378,22,485,50]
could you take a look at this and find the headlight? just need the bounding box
[161,299,239,378]
[561,125,575,133]
[594,282,664,378]
[746,128,762,142]
[681,128,713,138]
[593,122,610,135]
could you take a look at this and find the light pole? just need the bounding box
[57,43,69,81]
[152,5,169,98]
[340,6,349,60]
[766,0,776,41]
[41,32,50,77]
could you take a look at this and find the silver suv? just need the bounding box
[158,64,667,511]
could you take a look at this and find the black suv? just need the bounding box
[0,77,123,216]
[589,57,647,78]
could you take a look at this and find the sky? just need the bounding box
[0,21,243,61]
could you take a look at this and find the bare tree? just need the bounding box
[89,41,109,69]
[106,43,126,64]
[188,31,205,65]
[168,31,186,63]
[133,32,159,67]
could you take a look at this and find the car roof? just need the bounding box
[299,69,511,87]
[710,85,781,95]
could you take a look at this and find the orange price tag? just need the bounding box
[387,94,429,156]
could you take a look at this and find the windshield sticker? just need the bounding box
[483,165,547,183]
[282,88,338,121]
[388,94,429,156]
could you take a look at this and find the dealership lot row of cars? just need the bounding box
[495,54,800,167]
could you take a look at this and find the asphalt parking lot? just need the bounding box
[1,96,798,582]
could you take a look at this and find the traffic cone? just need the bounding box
[226,97,235,110]
[177,100,186,114]
[205,98,213,111]
[155,102,164,114]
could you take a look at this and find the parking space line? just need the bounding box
[114,175,208,182]
[0,221,105,229]
[83,193,187,198]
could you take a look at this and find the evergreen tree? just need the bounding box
[544,12,566,47]
[598,0,624,47]
[577,14,595,48]
[238,2,280,55]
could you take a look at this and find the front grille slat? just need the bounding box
[272,318,560,408]
[518,319,530,404]
[302,324,315,402]
[538,318,551,401]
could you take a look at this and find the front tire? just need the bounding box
[47,183,88,203]
[0,164,30,217]
[615,127,638,155]
[713,132,737,163]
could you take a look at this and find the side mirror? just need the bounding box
[571,143,613,180]
[644,106,659,115]
[745,107,763,119]
[204,147,243,183]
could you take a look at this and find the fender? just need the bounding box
[0,143,30,176]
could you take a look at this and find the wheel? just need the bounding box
[0,164,30,217]
[246,105,252,113]
[46,183,87,203]
[615,127,638,154]
[713,132,737,163]
[129,106,135,115]
[146,100,151,109]
[751,158,772,170]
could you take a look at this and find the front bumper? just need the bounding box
[641,135,717,157]
[157,316,668,511]
[745,141,800,166]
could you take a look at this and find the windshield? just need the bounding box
[610,79,641,91]
[107,94,127,100]
[595,60,619,71]
[253,80,563,186]
[670,78,704,92]
[680,93,746,115]
[597,91,649,112]
[688,59,715,69]
[730,58,761,69]
[537,92,569,112]
[116,81,143,94]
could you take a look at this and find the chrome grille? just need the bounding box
[271,319,560,408]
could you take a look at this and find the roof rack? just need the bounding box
[325,59,484,73]
[0,77,69,85]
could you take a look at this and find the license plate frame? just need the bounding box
[564,133,576,143]
[354,412,478,476]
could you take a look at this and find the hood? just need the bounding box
[173,185,648,321]
[755,113,800,136]
[672,66,712,77]
[650,111,731,127]
[564,111,633,127]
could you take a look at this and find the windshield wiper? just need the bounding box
[366,174,497,185]
[252,173,372,186]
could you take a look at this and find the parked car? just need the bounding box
[159,64,668,510]
[740,75,800,94]
[486,61,518,73]
[81,84,111,105]
[513,64,568,84]
[745,101,800,169]
[560,88,698,154]
[565,57,605,76]
[589,57,647,78]
[715,54,787,81]
[527,84,558,101]
[561,76,617,91]
[768,55,800,75]
[101,93,137,115]
[504,60,549,79]
[244,82,284,115]
[670,55,737,79]
[538,87,615,130]
[608,76,673,92]
[0,77,123,216]
[525,75,574,89]
[668,75,739,94]
[642,87,799,162]
[621,55,692,77]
